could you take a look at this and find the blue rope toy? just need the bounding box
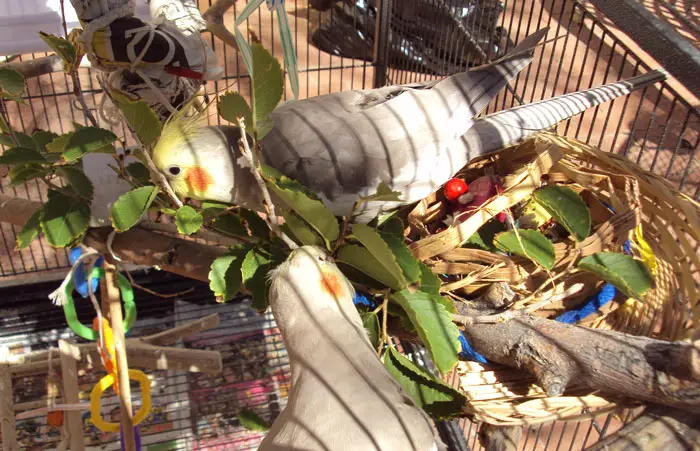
[69,247,104,298]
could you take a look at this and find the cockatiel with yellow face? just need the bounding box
[152,28,666,222]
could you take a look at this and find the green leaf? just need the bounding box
[62,127,117,162]
[45,133,73,153]
[379,216,405,239]
[360,311,380,349]
[384,347,467,419]
[363,181,403,202]
[9,164,47,186]
[351,223,406,289]
[40,192,90,247]
[126,161,151,185]
[219,91,253,131]
[494,229,556,270]
[16,209,43,249]
[578,252,653,299]
[0,67,25,96]
[379,230,421,284]
[251,43,284,138]
[390,290,461,374]
[418,262,441,296]
[465,218,506,252]
[262,165,320,199]
[434,295,457,314]
[240,208,270,240]
[281,209,325,247]
[111,92,162,147]
[31,130,58,151]
[533,185,591,241]
[336,244,404,290]
[38,32,77,66]
[277,10,299,100]
[242,247,277,313]
[0,147,47,164]
[267,181,338,245]
[211,213,248,237]
[209,246,250,302]
[0,133,34,149]
[237,409,270,432]
[387,303,416,333]
[175,205,203,235]
[110,186,159,232]
[57,166,94,198]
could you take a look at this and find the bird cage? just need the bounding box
[0,0,697,449]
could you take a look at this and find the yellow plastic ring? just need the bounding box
[89,369,152,432]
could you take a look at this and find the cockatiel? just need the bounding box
[262,245,445,451]
[152,28,667,222]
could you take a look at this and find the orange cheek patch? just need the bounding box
[320,268,345,299]
[185,167,214,194]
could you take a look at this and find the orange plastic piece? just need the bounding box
[92,317,119,394]
[47,410,64,427]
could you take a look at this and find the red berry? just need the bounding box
[444,178,468,201]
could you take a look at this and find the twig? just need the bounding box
[452,310,519,326]
[102,258,136,451]
[71,71,98,127]
[203,0,240,50]
[141,146,184,208]
[378,295,389,355]
[125,270,194,299]
[59,0,97,128]
[236,118,297,250]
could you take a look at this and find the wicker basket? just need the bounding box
[406,133,700,425]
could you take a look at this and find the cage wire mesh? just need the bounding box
[0,0,697,449]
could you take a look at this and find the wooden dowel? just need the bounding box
[0,364,18,451]
[59,340,85,451]
[103,259,136,451]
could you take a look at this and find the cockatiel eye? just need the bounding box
[167,165,182,176]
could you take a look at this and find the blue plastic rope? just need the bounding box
[555,282,616,324]
[352,293,377,309]
[458,331,487,363]
[69,247,103,299]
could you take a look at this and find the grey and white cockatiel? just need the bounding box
[151,28,667,222]
[262,245,445,451]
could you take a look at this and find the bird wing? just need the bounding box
[260,29,547,218]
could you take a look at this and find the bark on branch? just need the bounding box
[0,194,226,282]
[461,313,700,412]
[588,404,700,450]
[0,55,64,78]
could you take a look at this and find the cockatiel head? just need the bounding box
[152,108,262,209]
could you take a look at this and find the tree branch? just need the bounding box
[588,404,700,450]
[0,55,64,79]
[0,194,226,281]
[461,314,700,411]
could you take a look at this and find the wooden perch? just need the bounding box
[461,313,700,412]
[4,314,223,377]
[142,313,220,346]
[203,0,239,51]
[0,55,64,78]
[103,258,136,451]
[588,404,700,450]
[59,340,85,451]
[0,195,226,282]
[0,364,17,451]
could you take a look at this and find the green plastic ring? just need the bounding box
[62,267,136,340]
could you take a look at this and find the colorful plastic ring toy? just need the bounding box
[89,369,152,433]
[63,267,136,340]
